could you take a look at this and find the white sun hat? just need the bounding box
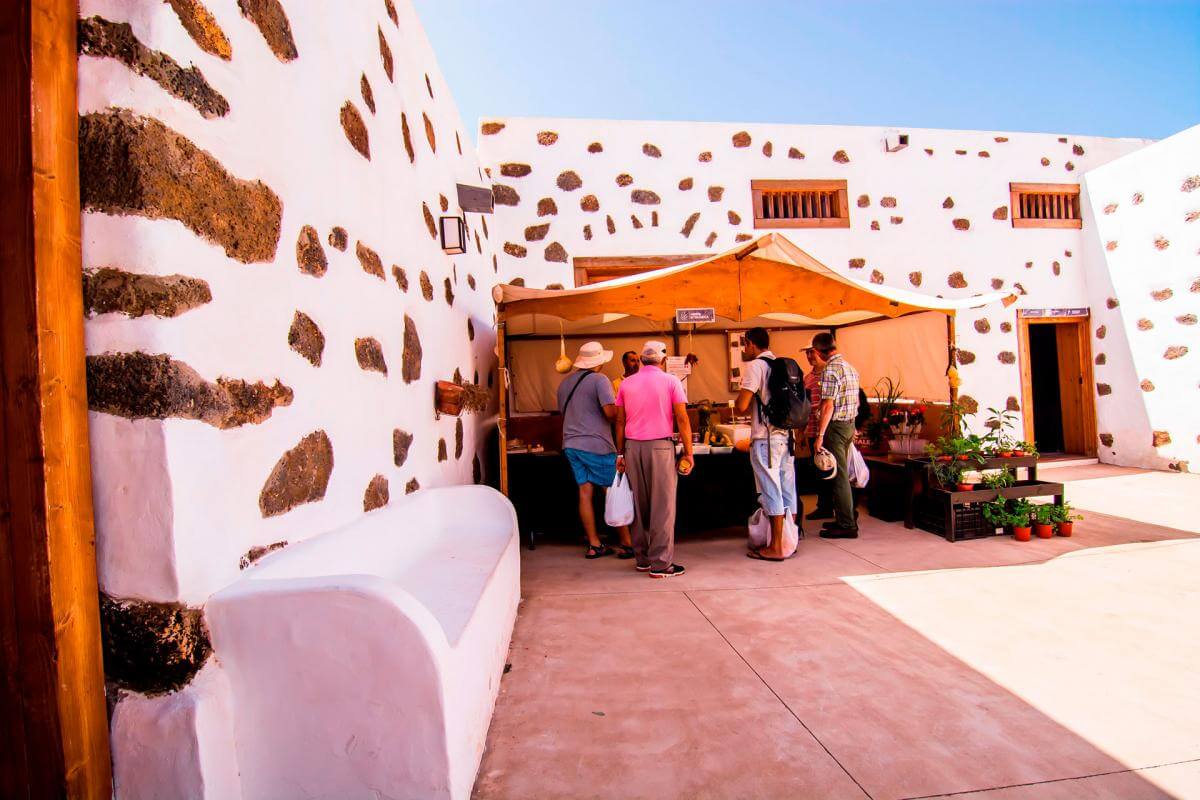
[641,340,668,363]
[574,341,614,369]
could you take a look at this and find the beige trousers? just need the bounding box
[624,438,678,570]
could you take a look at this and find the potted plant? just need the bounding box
[980,467,1015,497]
[927,439,954,462]
[1050,501,1082,536]
[929,459,968,490]
[1009,499,1034,541]
[983,407,1019,457]
[1032,503,1055,539]
[1012,440,1038,459]
[864,376,904,451]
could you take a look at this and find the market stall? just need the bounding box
[492,233,1016,539]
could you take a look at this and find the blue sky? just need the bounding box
[414,1,1199,143]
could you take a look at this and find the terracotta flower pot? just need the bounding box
[999,450,1013,458]
[434,380,465,416]
[1012,450,1026,457]
[937,455,953,462]
[1033,523,1054,539]
[956,455,971,461]
[955,483,974,492]
[1057,521,1074,537]
[1013,525,1032,542]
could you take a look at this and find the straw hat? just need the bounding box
[574,341,613,370]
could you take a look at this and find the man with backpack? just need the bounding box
[735,327,810,561]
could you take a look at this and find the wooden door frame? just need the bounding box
[1016,314,1098,457]
[1,1,113,797]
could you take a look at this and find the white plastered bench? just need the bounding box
[206,485,520,800]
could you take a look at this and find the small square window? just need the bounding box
[1010,183,1082,229]
[750,180,850,229]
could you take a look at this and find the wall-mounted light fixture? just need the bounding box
[439,215,467,254]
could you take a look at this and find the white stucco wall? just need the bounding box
[1081,124,1200,471]
[80,0,503,606]
[478,117,1161,456]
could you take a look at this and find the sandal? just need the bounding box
[616,546,635,560]
[746,550,786,563]
[585,544,614,559]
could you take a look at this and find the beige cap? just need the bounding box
[641,340,668,363]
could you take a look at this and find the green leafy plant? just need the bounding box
[1032,503,1056,525]
[1049,501,1082,524]
[864,376,904,446]
[982,497,1033,528]
[1014,440,1039,458]
[980,467,1015,492]
[929,459,966,487]
[983,407,1018,449]
[1009,498,1034,527]
[941,398,976,438]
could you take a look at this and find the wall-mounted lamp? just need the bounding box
[439,215,467,254]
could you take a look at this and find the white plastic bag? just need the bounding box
[848,444,870,489]
[747,507,799,558]
[604,473,634,527]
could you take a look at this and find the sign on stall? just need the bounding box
[675,307,716,324]
[1018,307,1090,318]
[665,356,692,384]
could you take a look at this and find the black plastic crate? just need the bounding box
[915,492,1005,541]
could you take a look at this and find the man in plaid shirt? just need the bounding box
[810,332,861,537]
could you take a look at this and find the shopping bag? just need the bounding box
[747,506,800,558]
[604,473,634,527]
[848,444,870,489]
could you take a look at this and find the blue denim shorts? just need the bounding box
[750,438,797,517]
[564,448,618,486]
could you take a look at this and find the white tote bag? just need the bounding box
[604,473,635,527]
[747,507,799,558]
[848,444,871,489]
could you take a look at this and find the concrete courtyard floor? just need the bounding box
[474,465,1200,799]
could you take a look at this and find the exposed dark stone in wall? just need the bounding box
[955,150,967,156]
[1141,379,1155,392]
[402,316,422,383]
[1006,396,1020,412]
[731,131,751,147]
[588,142,603,153]
[545,242,568,263]
[707,186,724,202]
[504,242,527,258]
[294,225,329,276]
[384,0,398,25]
[340,102,370,159]
[501,163,532,178]
[419,271,433,300]
[238,0,297,61]
[88,352,291,428]
[1192,278,1200,293]
[1065,162,1075,172]
[978,151,990,158]
[456,132,462,155]
[355,337,387,374]
[583,224,592,240]
[240,541,286,569]
[848,258,866,269]
[995,136,1009,143]
[788,147,804,159]
[100,594,211,696]
[870,270,885,285]
[1096,325,1106,339]
[643,143,662,157]
[406,478,420,494]
[399,112,415,163]
[359,74,375,114]
[392,266,408,292]
[942,197,954,209]
[652,212,659,227]
[288,311,324,366]
[1178,314,1197,325]
[444,278,455,306]
[536,130,559,146]
[525,223,550,241]
[698,151,712,162]
[393,429,414,467]
[958,395,979,414]
[762,141,773,157]
[1040,158,1050,166]
[870,221,880,230]
[1013,282,1027,295]
[364,475,389,512]
[538,197,558,216]
[422,202,437,238]
[1099,433,1114,447]
[1181,176,1200,192]
[558,172,582,190]
[1185,211,1200,223]
[681,212,700,238]
[455,419,464,459]
[947,271,967,288]
[833,150,850,164]
[1104,203,1118,215]
[615,173,633,187]
[705,232,718,248]
[467,319,475,340]
[974,319,990,334]
[993,206,1008,220]
[259,431,334,517]
[631,215,643,229]
[728,211,741,225]
[857,195,870,208]
[1154,236,1170,250]
[992,278,1004,290]
[605,215,616,235]
[423,112,436,153]
[1095,353,1106,365]
[328,226,348,251]
[956,350,975,365]
[79,17,230,119]
[493,184,519,206]
[581,194,600,212]
[481,122,505,136]
[890,216,903,225]
[438,438,448,462]
[923,148,934,155]
[80,110,281,263]
[909,271,922,286]
[952,218,970,231]
[880,197,896,208]
[166,0,232,60]
[632,189,661,205]
[83,268,211,318]
[1164,346,1188,360]
[679,178,694,191]
[1152,431,1171,447]
[377,26,393,80]
[997,351,1016,365]
[354,241,384,280]
[1151,289,1174,302]
[544,283,564,291]
[473,455,482,484]
[438,194,449,213]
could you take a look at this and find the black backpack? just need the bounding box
[756,356,811,430]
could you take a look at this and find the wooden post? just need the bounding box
[497,319,510,496]
[0,1,113,797]
[946,313,959,435]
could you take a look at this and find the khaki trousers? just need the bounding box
[625,438,677,570]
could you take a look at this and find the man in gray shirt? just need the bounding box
[557,341,633,559]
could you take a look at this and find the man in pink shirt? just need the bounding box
[615,341,693,578]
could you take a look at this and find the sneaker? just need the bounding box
[635,563,652,572]
[806,507,834,521]
[819,527,859,539]
[649,563,686,579]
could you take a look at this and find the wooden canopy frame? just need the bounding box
[493,234,1016,493]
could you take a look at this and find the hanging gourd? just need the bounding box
[554,320,572,373]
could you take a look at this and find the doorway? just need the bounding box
[1018,316,1097,457]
